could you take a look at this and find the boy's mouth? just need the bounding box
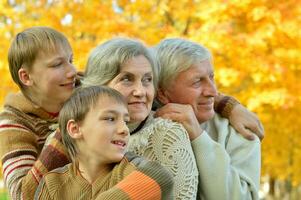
[111,140,127,147]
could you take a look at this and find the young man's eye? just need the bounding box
[53,62,62,67]
[104,117,115,122]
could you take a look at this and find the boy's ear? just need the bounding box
[157,88,170,105]
[66,120,83,139]
[18,67,33,86]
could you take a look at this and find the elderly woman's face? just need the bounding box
[108,55,155,123]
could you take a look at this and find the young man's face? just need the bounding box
[108,55,155,123]
[161,59,218,123]
[77,96,130,164]
[26,44,76,110]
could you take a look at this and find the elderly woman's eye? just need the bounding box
[143,75,153,83]
[121,75,131,82]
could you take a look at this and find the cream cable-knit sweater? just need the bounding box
[127,112,198,200]
[193,113,261,200]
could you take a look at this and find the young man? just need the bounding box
[0,27,75,199]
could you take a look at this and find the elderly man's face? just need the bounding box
[160,59,218,123]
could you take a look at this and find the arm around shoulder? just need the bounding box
[95,160,174,200]
[0,126,69,199]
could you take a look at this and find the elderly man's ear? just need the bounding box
[157,88,170,105]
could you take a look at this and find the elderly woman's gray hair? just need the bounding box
[82,38,159,89]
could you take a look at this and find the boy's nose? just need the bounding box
[118,121,129,136]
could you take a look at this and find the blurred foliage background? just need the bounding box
[0,0,300,199]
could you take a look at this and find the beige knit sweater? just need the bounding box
[127,113,199,200]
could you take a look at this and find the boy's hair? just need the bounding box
[154,38,211,90]
[8,26,71,91]
[82,37,159,89]
[59,85,127,162]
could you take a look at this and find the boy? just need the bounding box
[0,27,75,199]
[35,86,174,200]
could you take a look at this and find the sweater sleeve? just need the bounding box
[95,160,174,200]
[191,116,261,200]
[0,125,69,200]
[141,119,199,200]
[214,93,240,118]
[34,178,53,200]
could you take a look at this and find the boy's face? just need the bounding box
[26,44,76,110]
[77,96,130,164]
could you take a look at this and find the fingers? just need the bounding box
[257,120,265,140]
[247,123,263,141]
[157,112,184,123]
[244,119,264,141]
[230,104,265,141]
[155,103,192,118]
[249,113,265,140]
[235,125,256,141]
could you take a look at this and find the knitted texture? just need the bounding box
[34,152,174,200]
[127,113,198,200]
[0,92,70,200]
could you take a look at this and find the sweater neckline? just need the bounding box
[130,116,148,135]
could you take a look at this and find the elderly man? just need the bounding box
[155,38,261,200]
